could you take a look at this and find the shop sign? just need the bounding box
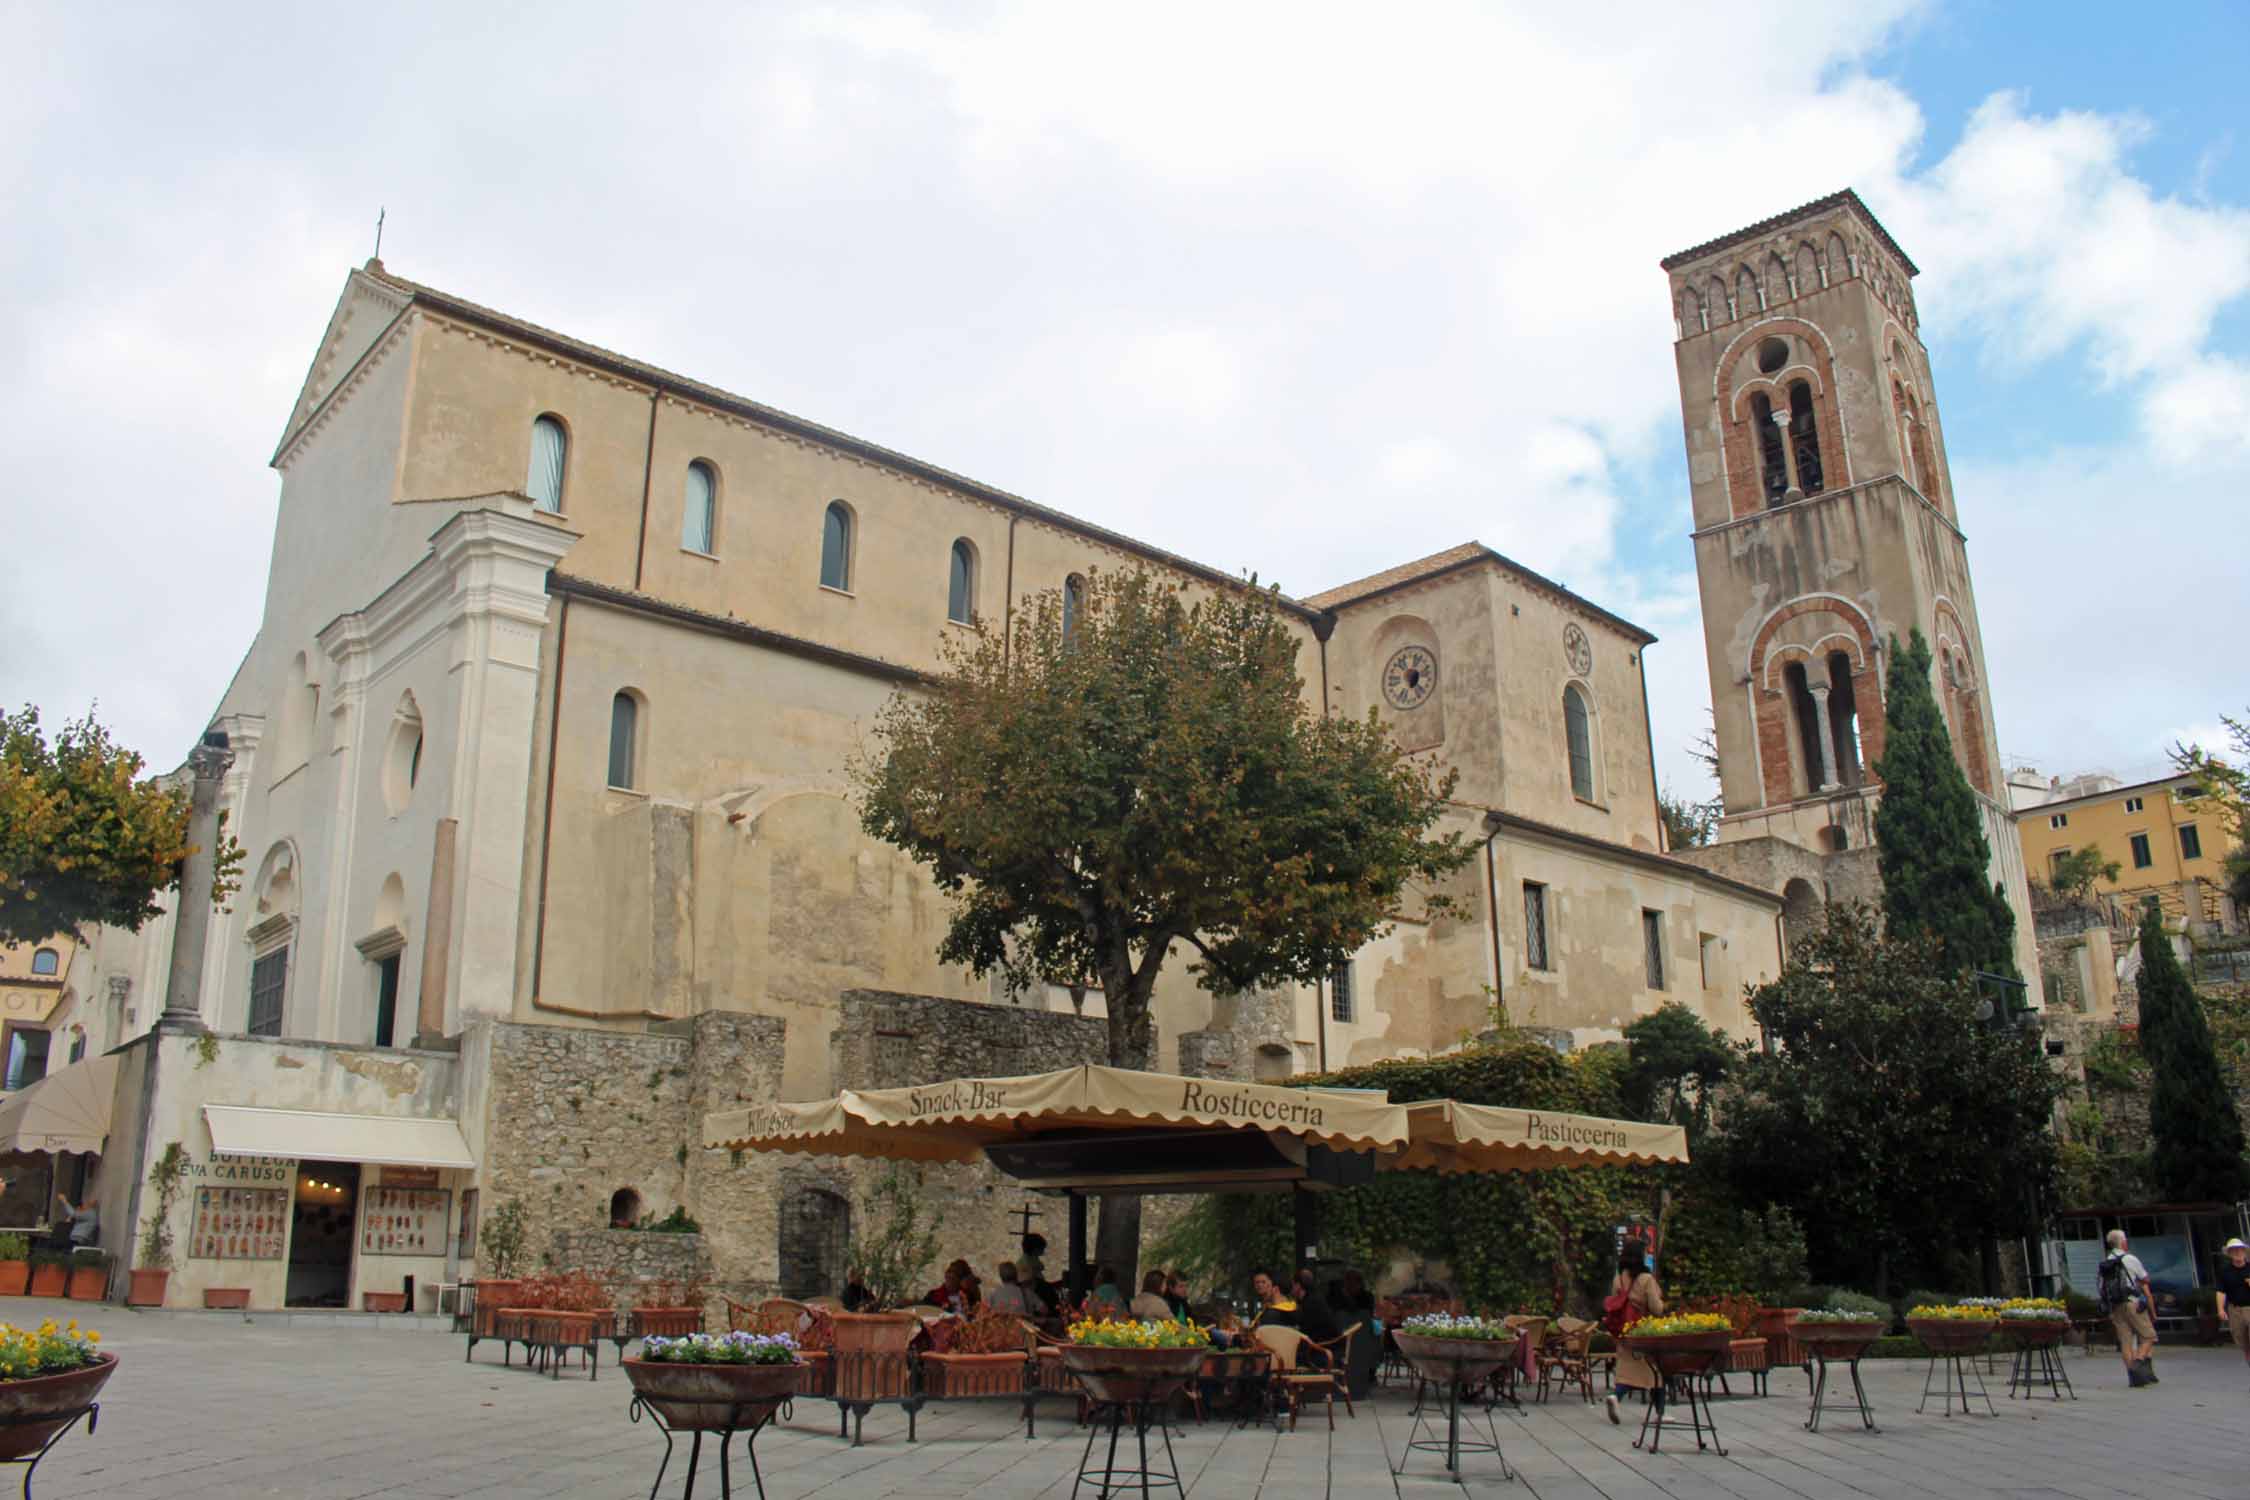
[380,1165,441,1190]
[187,1153,295,1184]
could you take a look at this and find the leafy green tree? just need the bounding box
[0,706,239,946]
[1657,786,1720,850]
[2043,845,2122,906]
[856,568,1474,1276]
[1870,630,2017,978]
[2132,905,2250,1203]
[1718,904,2064,1296]
[2171,710,2250,908]
[845,1164,942,1311]
[1620,1002,1732,1152]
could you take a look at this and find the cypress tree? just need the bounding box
[2134,904,2250,1203]
[1871,630,2017,977]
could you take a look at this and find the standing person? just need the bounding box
[50,1191,97,1254]
[986,1261,1033,1317]
[1602,1243,1665,1425]
[2217,1238,2250,1370]
[2099,1228,2160,1386]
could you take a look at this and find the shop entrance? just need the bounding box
[287,1162,360,1308]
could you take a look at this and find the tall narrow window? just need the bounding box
[948,539,977,624]
[1563,685,1594,801]
[1642,910,1666,991]
[1699,933,1718,989]
[528,416,568,513]
[373,953,401,1048]
[1788,381,1824,495]
[1063,574,1087,636]
[1329,964,1354,1023]
[248,948,288,1037]
[1784,661,1825,795]
[682,461,716,553]
[3,1029,49,1092]
[2180,825,2203,860]
[29,948,58,977]
[820,502,853,590]
[1826,651,1861,786]
[1750,393,1788,506]
[607,692,640,790]
[2129,833,2153,869]
[1523,882,1550,971]
[68,1031,85,1065]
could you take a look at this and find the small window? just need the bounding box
[1329,965,1354,1024]
[2,1028,50,1092]
[373,953,401,1048]
[248,947,288,1038]
[28,948,58,977]
[1699,933,1718,990]
[1063,574,1087,636]
[608,692,640,791]
[1642,909,1666,990]
[1523,883,1550,971]
[820,502,853,591]
[2129,833,2153,869]
[2048,813,2068,830]
[2180,824,2203,861]
[2123,796,2143,814]
[527,415,568,513]
[948,539,977,624]
[682,461,717,554]
[1563,685,1595,801]
[67,1031,85,1065]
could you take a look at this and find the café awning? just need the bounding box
[1390,1098,1689,1174]
[0,1053,119,1156]
[203,1106,476,1170]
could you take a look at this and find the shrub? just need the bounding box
[68,1248,107,1269]
[0,1234,28,1261]
[1825,1290,1891,1320]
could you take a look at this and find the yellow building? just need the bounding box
[2017,772,2234,930]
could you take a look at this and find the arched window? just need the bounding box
[820,502,853,591]
[1784,660,1830,794]
[1827,651,1862,786]
[682,461,717,554]
[1063,574,1087,636]
[1750,392,1788,506]
[527,415,568,513]
[1787,381,1824,495]
[29,949,58,977]
[1706,276,1729,324]
[947,539,977,624]
[381,693,422,816]
[607,691,640,790]
[1563,684,1595,801]
[608,1187,642,1228]
[1736,266,1759,316]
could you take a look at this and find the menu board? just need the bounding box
[361,1185,449,1257]
[190,1186,288,1260]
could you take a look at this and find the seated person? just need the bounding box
[1129,1270,1174,1321]
[1248,1269,1299,1329]
[1291,1267,1342,1345]
[840,1268,875,1312]
[986,1261,1033,1317]
[1165,1269,1191,1320]
[1337,1269,1376,1317]
[1087,1265,1126,1317]
[924,1259,979,1314]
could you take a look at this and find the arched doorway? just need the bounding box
[778,1185,851,1300]
[609,1187,642,1228]
[1781,878,1822,954]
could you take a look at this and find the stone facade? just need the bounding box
[549,1227,712,1292]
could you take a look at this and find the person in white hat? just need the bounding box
[2218,1237,2250,1368]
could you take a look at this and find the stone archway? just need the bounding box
[1781,878,1822,954]
[778,1184,851,1299]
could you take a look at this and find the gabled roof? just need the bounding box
[1305,543,1656,646]
[1658,188,1919,277]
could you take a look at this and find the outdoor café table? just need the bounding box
[1195,1346,1271,1425]
[1794,1321,1885,1433]
[1910,1317,1998,1418]
[2000,1318,2076,1402]
[1619,1331,1731,1456]
[1391,1331,1517,1487]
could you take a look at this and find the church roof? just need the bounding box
[1657,188,1919,277]
[1304,543,1656,646]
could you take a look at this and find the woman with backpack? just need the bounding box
[1602,1241,1665,1425]
[2098,1228,2159,1387]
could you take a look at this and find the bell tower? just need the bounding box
[1662,191,2035,974]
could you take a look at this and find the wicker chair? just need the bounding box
[1253,1324,1356,1430]
[1537,1316,1599,1404]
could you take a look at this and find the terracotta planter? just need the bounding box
[1055,1343,1206,1405]
[1907,1317,1996,1356]
[203,1288,251,1310]
[1620,1328,1735,1378]
[623,1357,804,1431]
[66,1268,105,1301]
[0,1262,27,1297]
[0,1354,117,1461]
[28,1266,66,1300]
[796,1347,835,1397]
[920,1350,1026,1397]
[362,1292,409,1314]
[471,1279,525,1337]
[1392,1331,1518,1388]
[125,1268,167,1307]
[1793,1320,1886,1361]
[629,1306,704,1340]
[1995,1318,2069,1349]
[831,1311,920,1402]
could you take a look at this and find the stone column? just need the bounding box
[1807,684,1839,793]
[157,733,231,1034]
[1774,408,1804,501]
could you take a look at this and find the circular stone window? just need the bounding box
[1756,337,1789,375]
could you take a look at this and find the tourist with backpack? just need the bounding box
[2098,1229,2159,1386]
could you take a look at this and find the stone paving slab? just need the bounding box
[9,1298,2245,1498]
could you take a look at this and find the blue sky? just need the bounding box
[2,1,2245,803]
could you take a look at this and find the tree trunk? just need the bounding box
[1093,964,1159,1295]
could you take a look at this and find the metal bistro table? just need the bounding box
[1620,1332,1731,1456]
[2000,1319,2077,1402]
[1910,1318,1998,1419]
[1391,1332,1517,1486]
[1794,1321,1885,1433]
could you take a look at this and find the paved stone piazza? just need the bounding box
[30,1300,2245,1499]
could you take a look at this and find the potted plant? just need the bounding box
[1993,1297,2071,1349]
[628,1279,704,1341]
[129,1143,187,1307]
[1618,1311,1737,1384]
[921,1306,1029,1396]
[1904,1302,2000,1355]
[1391,1312,1519,1388]
[0,1318,117,1461]
[203,1288,251,1310]
[623,1330,804,1431]
[66,1249,108,1302]
[1792,1307,1888,1360]
[27,1253,67,1302]
[0,1235,28,1297]
[832,1165,938,1402]
[1057,1315,1209,1404]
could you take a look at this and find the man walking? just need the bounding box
[2099,1229,2159,1386]
[2217,1237,2250,1371]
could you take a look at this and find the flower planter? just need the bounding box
[362,1292,409,1314]
[831,1311,920,1402]
[796,1347,836,1397]
[0,1354,117,1461]
[623,1356,804,1431]
[1995,1319,2068,1349]
[1619,1328,1735,1379]
[124,1269,167,1307]
[1055,1343,1205,1405]
[1794,1320,1886,1361]
[1392,1331,1518,1388]
[629,1306,704,1340]
[66,1268,106,1301]
[1754,1306,1806,1365]
[1907,1317,1997,1356]
[28,1266,66,1300]
[920,1350,1027,1397]
[0,1262,27,1297]
[203,1288,252,1311]
[471,1279,525,1338]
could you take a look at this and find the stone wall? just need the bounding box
[550,1227,713,1294]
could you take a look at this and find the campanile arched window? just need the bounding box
[1563,684,1595,802]
[1788,381,1825,495]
